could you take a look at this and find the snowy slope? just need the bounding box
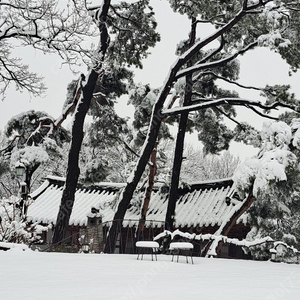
[0,250,300,300]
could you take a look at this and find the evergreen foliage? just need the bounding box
[0,110,70,193]
[235,118,300,261]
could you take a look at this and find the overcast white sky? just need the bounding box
[1,0,300,160]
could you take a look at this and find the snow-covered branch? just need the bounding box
[176,41,258,80]
[161,97,298,117]
[198,71,263,92]
[154,229,275,255]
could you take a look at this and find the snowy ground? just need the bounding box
[1,250,300,300]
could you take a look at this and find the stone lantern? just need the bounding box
[82,207,103,253]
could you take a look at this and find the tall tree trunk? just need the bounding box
[165,87,192,230]
[52,70,99,245]
[165,18,196,231]
[135,94,179,240]
[136,141,158,241]
[52,2,111,245]
[104,106,163,253]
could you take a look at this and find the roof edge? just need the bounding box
[39,175,233,195]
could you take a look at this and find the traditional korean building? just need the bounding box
[27,176,251,258]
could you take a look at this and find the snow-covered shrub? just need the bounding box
[0,196,48,245]
[10,145,49,172]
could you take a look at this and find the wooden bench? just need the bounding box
[136,241,160,261]
[169,242,194,264]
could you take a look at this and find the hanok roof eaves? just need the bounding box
[28,176,238,228]
[190,189,208,226]
[215,187,234,226]
[45,185,62,224]
[194,189,213,227]
[175,193,189,228]
[71,189,90,226]
[27,184,58,224]
[191,189,207,225]
[38,176,126,194]
[143,192,168,225]
[172,179,234,227]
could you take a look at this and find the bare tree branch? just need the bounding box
[0,1,98,98]
[198,71,263,91]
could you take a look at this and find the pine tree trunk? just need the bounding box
[165,18,196,231]
[165,78,192,230]
[104,108,163,253]
[52,70,99,245]
[103,124,164,251]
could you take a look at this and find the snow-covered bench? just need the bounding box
[136,241,160,261]
[169,242,194,264]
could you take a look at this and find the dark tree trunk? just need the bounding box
[135,93,178,239]
[104,105,163,253]
[165,18,196,231]
[52,70,99,245]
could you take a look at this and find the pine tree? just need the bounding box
[0,110,69,195]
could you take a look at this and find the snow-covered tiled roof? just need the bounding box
[27,176,238,228]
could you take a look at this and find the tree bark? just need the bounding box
[165,18,196,231]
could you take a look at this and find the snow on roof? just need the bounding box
[27,177,238,228]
